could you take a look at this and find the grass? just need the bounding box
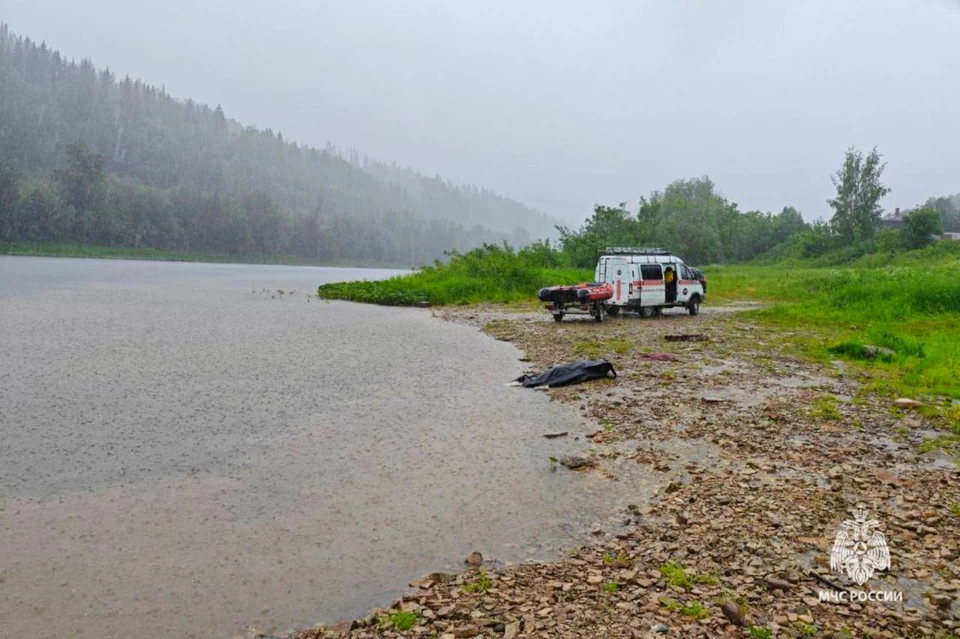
[603,582,620,593]
[659,597,683,612]
[601,551,633,568]
[917,422,960,459]
[705,242,960,400]
[659,562,692,589]
[682,601,710,620]
[810,395,841,421]
[749,627,773,639]
[573,337,633,358]
[461,570,492,594]
[382,611,417,631]
[0,240,402,268]
[791,621,818,637]
[318,243,591,306]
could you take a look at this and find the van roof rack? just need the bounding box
[602,247,672,256]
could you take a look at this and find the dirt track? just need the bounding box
[296,305,960,639]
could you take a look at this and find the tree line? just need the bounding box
[550,147,958,268]
[0,24,556,264]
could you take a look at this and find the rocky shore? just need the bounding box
[292,306,959,639]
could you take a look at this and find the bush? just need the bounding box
[874,228,902,253]
[318,243,591,306]
[902,208,943,249]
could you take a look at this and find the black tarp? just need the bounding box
[515,359,617,388]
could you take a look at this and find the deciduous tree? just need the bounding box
[827,147,890,243]
[902,208,943,249]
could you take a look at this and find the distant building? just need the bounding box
[943,232,960,241]
[881,207,906,229]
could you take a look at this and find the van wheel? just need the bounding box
[688,297,701,316]
[552,313,564,322]
[639,307,654,319]
[605,305,620,316]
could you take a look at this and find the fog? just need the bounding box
[4,0,959,222]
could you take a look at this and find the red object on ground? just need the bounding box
[637,353,680,362]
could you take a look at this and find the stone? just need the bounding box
[765,577,792,592]
[503,621,520,639]
[650,622,669,634]
[560,455,597,470]
[720,601,749,626]
[465,552,483,567]
[863,345,895,360]
[874,468,904,487]
[893,398,923,409]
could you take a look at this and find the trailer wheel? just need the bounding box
[688,296,701,316]
[552,313,564,322]
[605,305,620,317]
[639,307,654,319]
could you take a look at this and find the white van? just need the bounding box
[595,247,705,317]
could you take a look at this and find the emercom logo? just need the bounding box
[818,504,902,604]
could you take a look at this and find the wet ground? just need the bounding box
[0,257,670,639]
[316,303,960,639]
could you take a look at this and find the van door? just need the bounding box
[639,263,665,306]
[677,264,695,303]
[628,265,642,304]
[606,257,629,305]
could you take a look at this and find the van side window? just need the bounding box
[640,264,662,281]
[680,265,692,280]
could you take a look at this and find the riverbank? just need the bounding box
[292,305,960,639]
[0,241,408,269]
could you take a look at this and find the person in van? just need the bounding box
[664,266,677,302]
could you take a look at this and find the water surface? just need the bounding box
[0,257,636,638]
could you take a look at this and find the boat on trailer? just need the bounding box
[537,282,613,322]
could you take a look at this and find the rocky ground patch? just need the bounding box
[293,306,959,639]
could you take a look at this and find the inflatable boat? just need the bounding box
[538,282,613,304]
[538,282,613,322]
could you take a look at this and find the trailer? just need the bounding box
[537,282,613,322]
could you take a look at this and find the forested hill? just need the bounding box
[0,24,558,265]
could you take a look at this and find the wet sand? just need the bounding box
[0,257,649,638]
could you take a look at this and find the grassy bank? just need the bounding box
[318,244,592,306]
[704,242,960,400]
[0,241,406,268]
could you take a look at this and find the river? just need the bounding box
[0,257,633,638]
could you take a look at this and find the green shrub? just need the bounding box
[903,208,943,250]
[659,562,693,589]
[461,570,492,594]
[318,243,591,306]
[384,611,417,631]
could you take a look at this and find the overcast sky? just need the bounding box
[4,0,959,223]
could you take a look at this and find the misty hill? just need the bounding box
[0,24,559,264]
